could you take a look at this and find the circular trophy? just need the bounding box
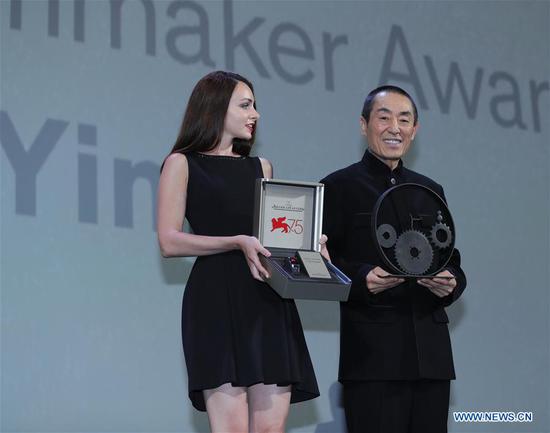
[371,183,455,277]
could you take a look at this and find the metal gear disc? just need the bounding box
[376,224,397,248]
[394,230,434,275]
[430,222,453,249]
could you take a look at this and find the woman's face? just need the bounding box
[223,81,260,142]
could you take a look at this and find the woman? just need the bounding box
[157,71,319,433]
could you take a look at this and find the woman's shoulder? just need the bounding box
[162,152,189,174]
[258,156,271,168]
[258,157,273,178]
[165,151,188,163]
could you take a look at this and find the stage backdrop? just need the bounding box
[1,1,549,432]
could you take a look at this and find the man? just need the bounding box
[321,85,466,433]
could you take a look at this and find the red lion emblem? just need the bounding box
[271,217,290,233]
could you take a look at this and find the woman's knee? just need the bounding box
[250,416,286,433]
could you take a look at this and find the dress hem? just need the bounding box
[189,380,320,412]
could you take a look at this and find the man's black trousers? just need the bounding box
[343,379,450,433]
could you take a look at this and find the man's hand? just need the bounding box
[418,270,456,298]
[366,266,405,294]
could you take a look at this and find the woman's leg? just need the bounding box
[204,383,248,433]
[248,384,291,433]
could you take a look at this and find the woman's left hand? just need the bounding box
[319,234,331,262]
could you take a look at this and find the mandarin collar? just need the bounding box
[361,149,403,176]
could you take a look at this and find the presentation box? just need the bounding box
[253,178,351,301]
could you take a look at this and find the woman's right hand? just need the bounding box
[238,235,271,281]
[319,234,331,262]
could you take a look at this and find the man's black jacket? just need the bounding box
[321,150,467,382]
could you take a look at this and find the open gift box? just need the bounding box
[253,178,351,301]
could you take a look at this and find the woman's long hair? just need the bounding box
[170,70,256,158]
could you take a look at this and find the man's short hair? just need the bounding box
[361,85,419,125]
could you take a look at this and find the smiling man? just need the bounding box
[321,85,466,433]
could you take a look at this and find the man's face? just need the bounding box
[360,91,418,169]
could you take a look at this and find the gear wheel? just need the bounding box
[430,222,453,249]
[394,230,433,275]
[376,224,397,248]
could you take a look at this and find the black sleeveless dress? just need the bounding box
[182,152,319,411]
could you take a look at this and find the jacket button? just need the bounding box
[390,178,396,185]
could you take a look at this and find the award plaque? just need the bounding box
[372,183,456,279]
[253,178,351,301]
